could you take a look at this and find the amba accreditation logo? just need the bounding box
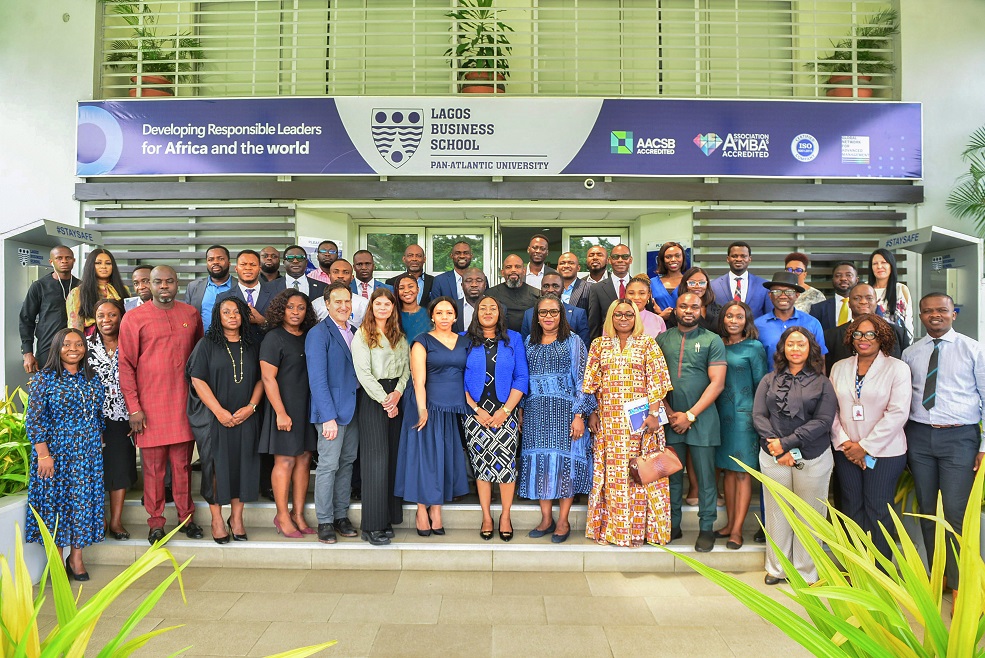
[693,133,723,156]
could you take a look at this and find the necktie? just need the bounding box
[734,277,742,302]
[292,280,300,290]
[837,297,849,325]
[618,278,626,299]
[245,288,255,307]
[922,338,943,410]
[361,282,369,299]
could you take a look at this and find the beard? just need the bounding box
[505,276,523,289]
[676,315,699,328]
[261,262,279,274]
[209,265,230,281]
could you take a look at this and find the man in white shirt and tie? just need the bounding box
[270,244,327,306]
[587,243,633,339]
[710,241,772,318]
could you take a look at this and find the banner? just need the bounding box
[77,97,922,179]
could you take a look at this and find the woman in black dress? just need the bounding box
[260,289,319,536]
[86,298,136,540]
[187,297,263,543]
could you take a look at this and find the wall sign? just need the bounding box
[77,97,922,179]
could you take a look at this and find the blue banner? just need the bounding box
[77,97,921,179]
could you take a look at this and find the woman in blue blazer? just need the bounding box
[463,296,529,541]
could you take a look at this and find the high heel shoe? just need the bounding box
[274,517,303,539]
[227,518,248,542]
[428,507,445,535]
[65,555,89,582]
[416,511,432,537]
[498,515,513,542]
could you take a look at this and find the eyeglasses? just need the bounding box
[769,289,797,298]
[284,255,307,262]
[686,280,708,288]
[318,249,338,255]
[537,308,561,317]
[851,330,878,340]
[785,267,806,274]
[612,311,636,320]
[610,254,631,260]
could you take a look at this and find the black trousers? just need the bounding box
[358,380,404,532]
[833,450,907,561]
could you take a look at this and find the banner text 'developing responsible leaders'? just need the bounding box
[142,122,323,139]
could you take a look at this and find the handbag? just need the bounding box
[629,440,682,486]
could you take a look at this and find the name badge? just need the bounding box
[852,404,865,421]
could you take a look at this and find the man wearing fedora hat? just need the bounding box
[753,271,828,370]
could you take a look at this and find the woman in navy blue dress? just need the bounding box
[26,328,105,581]
[394,296,470,535]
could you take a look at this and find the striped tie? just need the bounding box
[922,338,943,410]
[733,277,741,302]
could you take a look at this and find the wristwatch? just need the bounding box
[250,403,258,413]
[685,410,696,423]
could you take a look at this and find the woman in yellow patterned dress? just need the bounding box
[584,298,673,546]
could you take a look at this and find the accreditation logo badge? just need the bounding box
[371,109,424,167]
[693,133,723,156]
[611,131,634,154]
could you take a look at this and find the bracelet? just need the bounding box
[250,403,258,413]
[502,406,512,415]
[472,405,480,414]
[38,455,52,461]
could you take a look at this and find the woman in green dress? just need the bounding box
[713,300,768,549]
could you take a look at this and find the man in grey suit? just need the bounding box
[217,249,274,343]
[184,244,237,328]
[587,244,634,340]
[556,251,590,311]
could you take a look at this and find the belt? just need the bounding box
[931,423,964,429]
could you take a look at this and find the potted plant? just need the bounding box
[0,387,46,585]
[810,8,899,98]
[102,1,204,97]
[947,125,985,237]
[445,0,514,94]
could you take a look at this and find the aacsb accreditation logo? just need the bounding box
[612,130,675,155]
[791,134,819,162]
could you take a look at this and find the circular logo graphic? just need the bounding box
[77,106,124,175]
[791,134,819,163]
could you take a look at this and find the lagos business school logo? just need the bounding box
[371,108,424,168]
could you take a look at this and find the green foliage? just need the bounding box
[102,1,204,84]
[0,387,30,498]
[664,461,985,657]
[0,511,337,656]
[445,0,514,78]
[947,126,985,238]
[366,233,418,272]
[567,236,620,269]
[810,8,899,77]
[432,234,485,273]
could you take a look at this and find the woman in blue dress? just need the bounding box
[26,328,105,581]
[394,296,471,535]
[394,273,432,342]
[649,241,686,322]
[518,295,595,543]
[714,300,768,549]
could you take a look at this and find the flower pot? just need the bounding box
[0,494,47,585]
[129,75,174,97]
[826,75,873,98]
[460,71,506,94]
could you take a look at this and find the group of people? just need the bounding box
[18,237,984,596]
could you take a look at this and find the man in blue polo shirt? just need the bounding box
[754,271,827,370]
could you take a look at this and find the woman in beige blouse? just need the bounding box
[352,288,410,545]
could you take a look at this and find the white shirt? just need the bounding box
[239,283,262,306]
[732,272,749,302]
[462,300,476,329]
[286,275,309,296]
[833,293,853,325]
[311,293,367,326]
[455,272,464,299]
[356,279,380,298]
[610,274,630,297]
[525,265,545,290]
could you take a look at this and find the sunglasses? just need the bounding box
[318,249,338,255]
[610,254,631,261]
[284,255,307,262]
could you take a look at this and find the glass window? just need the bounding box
[566,235,622,265]
[365,232,419,273]
[431,233,484,273]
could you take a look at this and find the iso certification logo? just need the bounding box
[791,134,819,162]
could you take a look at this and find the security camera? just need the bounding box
[584,178,595,190]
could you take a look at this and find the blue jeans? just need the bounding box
[314,420,359,525]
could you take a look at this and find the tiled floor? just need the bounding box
[35,565,818,657]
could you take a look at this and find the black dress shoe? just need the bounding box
[148,527,166,545]
[333,517,358,538]
[383,524,395,539]
[695,530,715,552]
[191,459,202,472]
[318,523,337,544]
[108,528,130,541]
[670,527,683,541]
[764,574,785,586]
[362,530,390,546]
[181,522,205,539]
[65,556,89,582]
[754,527,767,543]
[213,532,231,545]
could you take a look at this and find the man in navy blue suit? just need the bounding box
[520,272,590,346]
[216,249,274,343]
[351,249,393,300]
[306,281,360,545]
[810,261,858,332]
[432,240,476,300]
[710,241,773,318]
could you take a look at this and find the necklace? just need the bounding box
[54,274,71,302]
[225,340,244,384]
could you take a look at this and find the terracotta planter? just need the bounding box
[129,75,174,97]
[460,71,506,94]
[826,75,873,98]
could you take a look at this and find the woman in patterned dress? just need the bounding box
[87,298,136,541]
[26,328,105,581]
[463,296,528,541]
[66,248,128,336]
[518,294,594,543]
[584,299,673,547]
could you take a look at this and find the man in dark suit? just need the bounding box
[709,241,773,318]
[432,240,476,300]
[525,233,559,290]
[184,244,237,328]
[587,243,634,340]
[385,244,433,303]
[216,249,274,343]
[306,281,360,544]
[351,249,393,300]
[487,254,540,332]
[557,251,590,311]
[259,246,283,283]
[266,244,326,303]
[824,283,907,371]
[520,273,590,346]
[452,267,487,333]
[810,261,858,332]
